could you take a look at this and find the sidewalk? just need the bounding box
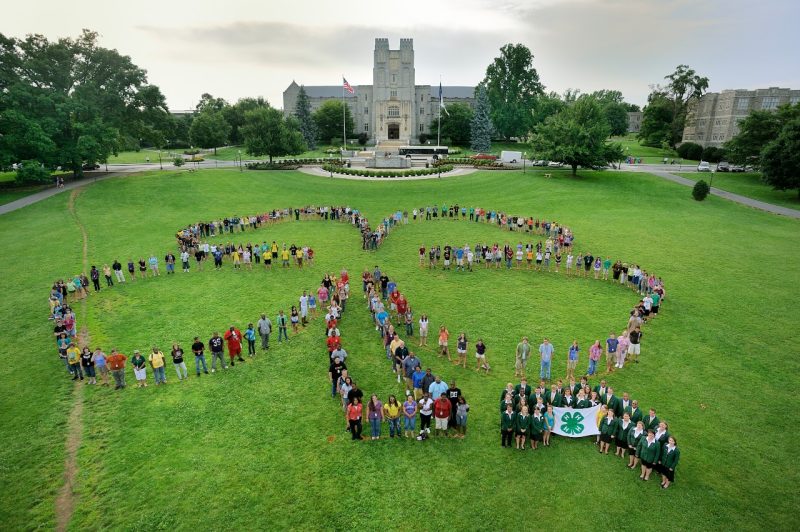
[0,173,123,216]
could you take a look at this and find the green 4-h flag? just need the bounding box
[552,405,602,438]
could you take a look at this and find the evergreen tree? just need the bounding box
[294,86,317,150]
[470,86,492,152]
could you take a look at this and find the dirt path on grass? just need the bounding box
[55,189,90,531]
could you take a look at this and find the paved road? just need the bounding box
[2,162,798,219]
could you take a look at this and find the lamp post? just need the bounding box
[238,150,242,172]
[523,152,527,174]
[158,149,163,170]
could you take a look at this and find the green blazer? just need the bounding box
[627,428,644,449]
[617,420,633,442]
[600,417,619,437]
[560,395,575,408]
[514,414,531,433]
[544,392,562,406]
[514,384,532,398]
[571,383,583,396]
[627,407,643,425]
[606,396,622,417]
[575,398,590,409]
[661,446,680,470]
[499,389,516,402]
[637,438,660,463]
[530,415,545,435]
[500,399,514,413]
[643,415,659,432]
[500,410,516,431]
[593,385,608,398]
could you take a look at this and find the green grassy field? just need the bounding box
[0,185,47,205]
[1,168,798,530]
[678,172,800,210]
[611,134,698,165]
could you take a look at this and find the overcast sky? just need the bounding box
[2,0,798,110]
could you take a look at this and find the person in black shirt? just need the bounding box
[191,337,208,375]
[208,332,227,372]
[329,356,347,397]
[379,274,389,299]
[583,253,594,278]
[447,381,462,427]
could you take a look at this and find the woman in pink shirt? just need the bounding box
[588,340,602,376]
[616,332,630,369]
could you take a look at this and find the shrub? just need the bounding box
[15,160,51,184]
[173,157,185,167]
[677,142,703,160]
[692,179,710,201]
[418,133,429,144]
[702,146,726,163]
[183,149,201,155]
[358,133,368,146]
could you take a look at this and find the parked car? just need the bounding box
[697,161,711,172]
[470,154,497,161]
[730,164,745,172]
[547,161,564,168]
[532,160,548,166]
[716,161,731,172]
[82,162,100,170]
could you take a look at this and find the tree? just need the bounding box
[531,96,620,176]
[428,103,473,146]
[223,97,269,145]
[189,109,231,154]
[0,30,171,176]
[313,100,354,145]
[195,93,228,113]
[481,43,544,139]
[760,109,800,198]
[585,91,633,137]
[15,160,51,184]
[531,92,566,127]
[241,107,306,163]
[723,109,785,168]
[470,86,492,152]
[701,146,726,163]
[294,86,318,150]
[639,65,709,147]
[677,142,703,160]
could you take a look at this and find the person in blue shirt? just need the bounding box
[455,247,465,271]
[606,332,619,374]
[428,375,448,399]
[244,323,257,356]
[539,338,554,380]
[411,366,426,400]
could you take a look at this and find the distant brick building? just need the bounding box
[627,112,642,133]
[682,87,800,147]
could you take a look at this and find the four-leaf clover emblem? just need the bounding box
[560,411,585,435]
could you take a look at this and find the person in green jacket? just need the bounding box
[599,410,619,455]
[642,408,659,432]
[659,436,680,489]
[574,390,589,409]
[500,403,516,448]
[626,399,643,425]
[530,410,545,450]
[637,430,660,480]
[615,412,633,458]
[627,421,645,469]
[514,405,531,450]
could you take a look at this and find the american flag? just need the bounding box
[343,77,355,94]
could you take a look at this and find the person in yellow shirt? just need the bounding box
[281,247,290,268]
[66,344,83,381]
[295,247,303,269]
[383,395,402,438]
[149,347,167,385]
[231,249,241,269]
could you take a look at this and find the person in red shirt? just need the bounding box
[339,269,349,285]
[389,289,401,320]
[434,395,452,437]
[396,294,408,317]
[224,326,244,365]
[347,397,363,440]
[327,333,341,356]
[106,349,128,389]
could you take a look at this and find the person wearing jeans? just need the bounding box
[383,395,402,438]
[245,324,257,356]
[106,349,127,389]
[367,395,383,440]
[208,332,227,372]
[347,398,363,440]
[257,314,272,350]
[539,337,554,380]
[277,311,289,342]
[191,337,208,376]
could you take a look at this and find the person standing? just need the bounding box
[171,343,188,381]
[149,347,167,385]
[515,336,530,378]
[132,350,147,387]
[209,332,227,372]
[501,403,516,447]
[367,395,384,440]
[599,410,619,455]
[428,375,448,400]
[276,310,288,342]
[347,397,363,440]
[418,391,434,435]
[80,347,96,384]
[402,394,418,438]
[328,356,347,398]
[383,395,402,438]
[418,314,429,347]
[299,291,309,326]
[66,344,82,380]
[605,332,618,374]
[659,436,680,489]
[588,340,602,376]
[638,430,660,481]
[224,326,245,365]
[148,254,160,276]
[106,349,127,389]
[257,314,272,350]
[627,421,645,469]
[434,392,452,437]
[112,259,125,283]
[628,326,643,363]
[191,336,209,376]
[455,396,469,438]
[447,381,462,429]
[539,337,554,381]
[543,405,555,447]
[567,340,579,381]
[93,347,109,386]
[244,323,257,357]
[438,325,450,361]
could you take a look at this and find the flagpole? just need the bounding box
[437,76,441,148]
[342,75,346,151]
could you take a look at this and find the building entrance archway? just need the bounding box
[388,123,400,140]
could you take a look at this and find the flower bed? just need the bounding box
[322,164,454,178]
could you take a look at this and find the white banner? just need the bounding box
[552,405,601,438]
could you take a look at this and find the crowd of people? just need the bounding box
[333,265,470,441]
[498,376,680,489]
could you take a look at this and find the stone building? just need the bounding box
[283,38,476,145]
[682,87,800,147]
[627,112,642,133]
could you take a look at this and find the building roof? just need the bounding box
[296,86,358,98]
[430,86,475,99]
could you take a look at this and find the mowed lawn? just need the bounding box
[0,168,798,530]
[678,172,800,210]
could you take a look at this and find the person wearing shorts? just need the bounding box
[567,340,579,381]
[475,338,490,373]
[456,332,467,368]
[434,394,451,436]
[438,326,449,360]
[628,327,642,363]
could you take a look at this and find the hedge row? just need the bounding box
[247,158,344,170]
[322,165,455,178]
